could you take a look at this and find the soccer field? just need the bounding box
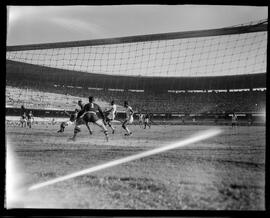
[6,123,265,210]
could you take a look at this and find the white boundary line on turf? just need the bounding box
[28,128,222,191]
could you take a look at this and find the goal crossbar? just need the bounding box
[6,23,267,51]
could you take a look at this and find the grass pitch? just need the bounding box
[6,123,265,209]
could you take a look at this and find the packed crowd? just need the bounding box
[6,80,266,113]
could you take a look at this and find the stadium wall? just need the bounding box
[6,107,265,126]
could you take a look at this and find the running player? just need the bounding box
[144,112,151,129]
[104,100,117,134]
[57,109,79,133]
[70,96,108,141]
[122,101,134,136]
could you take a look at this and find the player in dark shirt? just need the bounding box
[144,112,151,129]
[20,105,26,119]
[57,109,79,133]
[20,112,27,127]
[70,96,108,141]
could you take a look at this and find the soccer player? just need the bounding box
[27,111,34,128]
[144,112,151,129]
[20,112,27,128]
[70,96,108,141]
[231,113,238,127]
[122,101,134,136]
[138,113,144,128]
[75,99,85,119]
[20,105,26,116]
[57,109,79,133]
[104,100,117,134]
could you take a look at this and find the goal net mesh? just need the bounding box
[6,19,267,112]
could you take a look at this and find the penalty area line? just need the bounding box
[28,128,222,191]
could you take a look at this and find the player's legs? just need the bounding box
[122,117,133,135]
[22,119,26,127]
[94,119,109,141]
[106,117,115,133]
[144,120,148,129]
[70,118,84,140]
[122,120,130,135]
[28,118,32,128]
[85,122,93,135]
[139,119,143,128]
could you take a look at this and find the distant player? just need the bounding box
[20,105,26,116]
[231,113,238,127]
[20,112,27,128]
[57,109,79,133]
[138,113,144,128]
[27,111,34,128]
[104,100,117,134]
[144,112,151,129]
[51,118,57,125]
[70,96,108,141]
[122,101,134,136]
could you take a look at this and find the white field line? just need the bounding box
[28,128,222,191]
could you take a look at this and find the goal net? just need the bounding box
[6,19,267,112]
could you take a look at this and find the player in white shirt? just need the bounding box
[231,113,238,127]
[122,101,134,136]
[138,113,144,128]
[104,100,117,134]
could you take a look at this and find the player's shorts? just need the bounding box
[125,116,133,124]
[144,118,149,123]
[83,111,99,123]
[75,117,85,126]
[105,114,115,122]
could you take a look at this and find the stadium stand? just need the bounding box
[6,82,265,114]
